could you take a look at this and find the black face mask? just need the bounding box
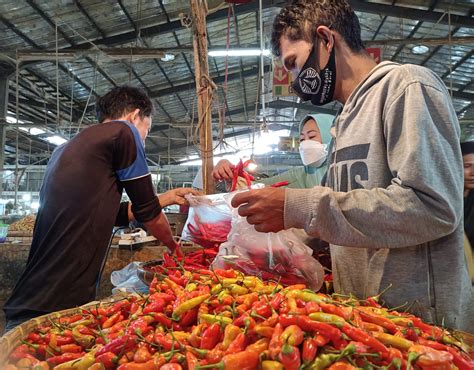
[291,37,336,106]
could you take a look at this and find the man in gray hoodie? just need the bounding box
[232,0,473,331]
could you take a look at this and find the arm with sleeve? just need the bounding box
[285,81,463,248]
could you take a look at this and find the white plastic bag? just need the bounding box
[181,193,232,248]
[111,262,148,294]
[212,192,325,291]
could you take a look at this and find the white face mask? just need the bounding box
[299,140,328,167]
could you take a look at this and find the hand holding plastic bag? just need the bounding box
[212,191,325,291]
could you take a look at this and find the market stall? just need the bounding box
[1,260,473,369]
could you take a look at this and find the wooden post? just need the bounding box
[190,0,215,195]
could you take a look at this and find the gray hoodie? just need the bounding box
[285,61,473,332]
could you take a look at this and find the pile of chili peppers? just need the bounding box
[185,215,231,249]
[150,248,219,274]
[4,267,473,370]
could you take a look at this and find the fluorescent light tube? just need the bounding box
[208,49,271,57]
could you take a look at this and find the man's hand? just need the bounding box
[213,159,235,181]
[158,188,203,207]
[231,187,286,233]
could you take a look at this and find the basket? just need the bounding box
[0,294,127,367]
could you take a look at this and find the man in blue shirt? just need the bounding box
[4,86,198,331]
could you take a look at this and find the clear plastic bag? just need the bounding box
[111,262,149,294]
[212,193,325,291]
[181,193,232,248]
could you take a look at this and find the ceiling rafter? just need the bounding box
[26,0,117,88]
[0,14,97,98]
[158,0,195,81]
[390,0,439,62]
[348,0,473,28]
[56,0,473,52]
[114,0,187,141]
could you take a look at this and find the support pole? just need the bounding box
[0,64,13,195]
[190,0,215,195]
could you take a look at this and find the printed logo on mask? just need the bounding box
[299,68,322,95]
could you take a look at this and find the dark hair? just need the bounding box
[461,141,474,155]
[96,86,154,123]
[271,0,365,57]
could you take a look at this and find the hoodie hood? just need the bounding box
[299,113,335,145]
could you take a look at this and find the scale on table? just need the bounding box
[118,228,157,250]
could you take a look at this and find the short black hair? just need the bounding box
[271,0,365,57]
[461,141,474,155]
[96,86,154,123]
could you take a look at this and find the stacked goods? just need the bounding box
[8,215,36,233]
[2,267,473,370]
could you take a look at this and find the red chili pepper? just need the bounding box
[132,345,152,363]
[105,300,131,316]
[252,302,272,318]
[305,301,321,315]
[160,364,183,370]
[358,309,397,334]
[153,313,173,328]
[320,302,352,320]
[418,339,474,370]
[143,299,165,314]
[180,308,198,327]
[279,314,343,343]
[51,335,75,346]
[278,344,301,370]
[445,346,474,370]
[200,323,221,350]
[341,324,388,355]
[59,343,83,353]
[154,333,184,351]
[149,292,175,303]
[46,352,85,366]
[96,351,119,370]
[9,345,34,361]
[302,338,318,364]
[270,181,289,188]
[269,323,284,360]
[314,333,330,347]
[27,332,44,344]
[199,350,259,370]
[168,272,187,286]
[186,351,200,370]
[225,332,247,354]
[411,318,444,339]
[365,296,382,308]
[96,334,137,357]
[102,312,123,329]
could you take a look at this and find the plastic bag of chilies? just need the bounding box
[212,191,325,291]
[181,193,232,248]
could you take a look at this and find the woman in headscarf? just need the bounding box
[212,113,334,189]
